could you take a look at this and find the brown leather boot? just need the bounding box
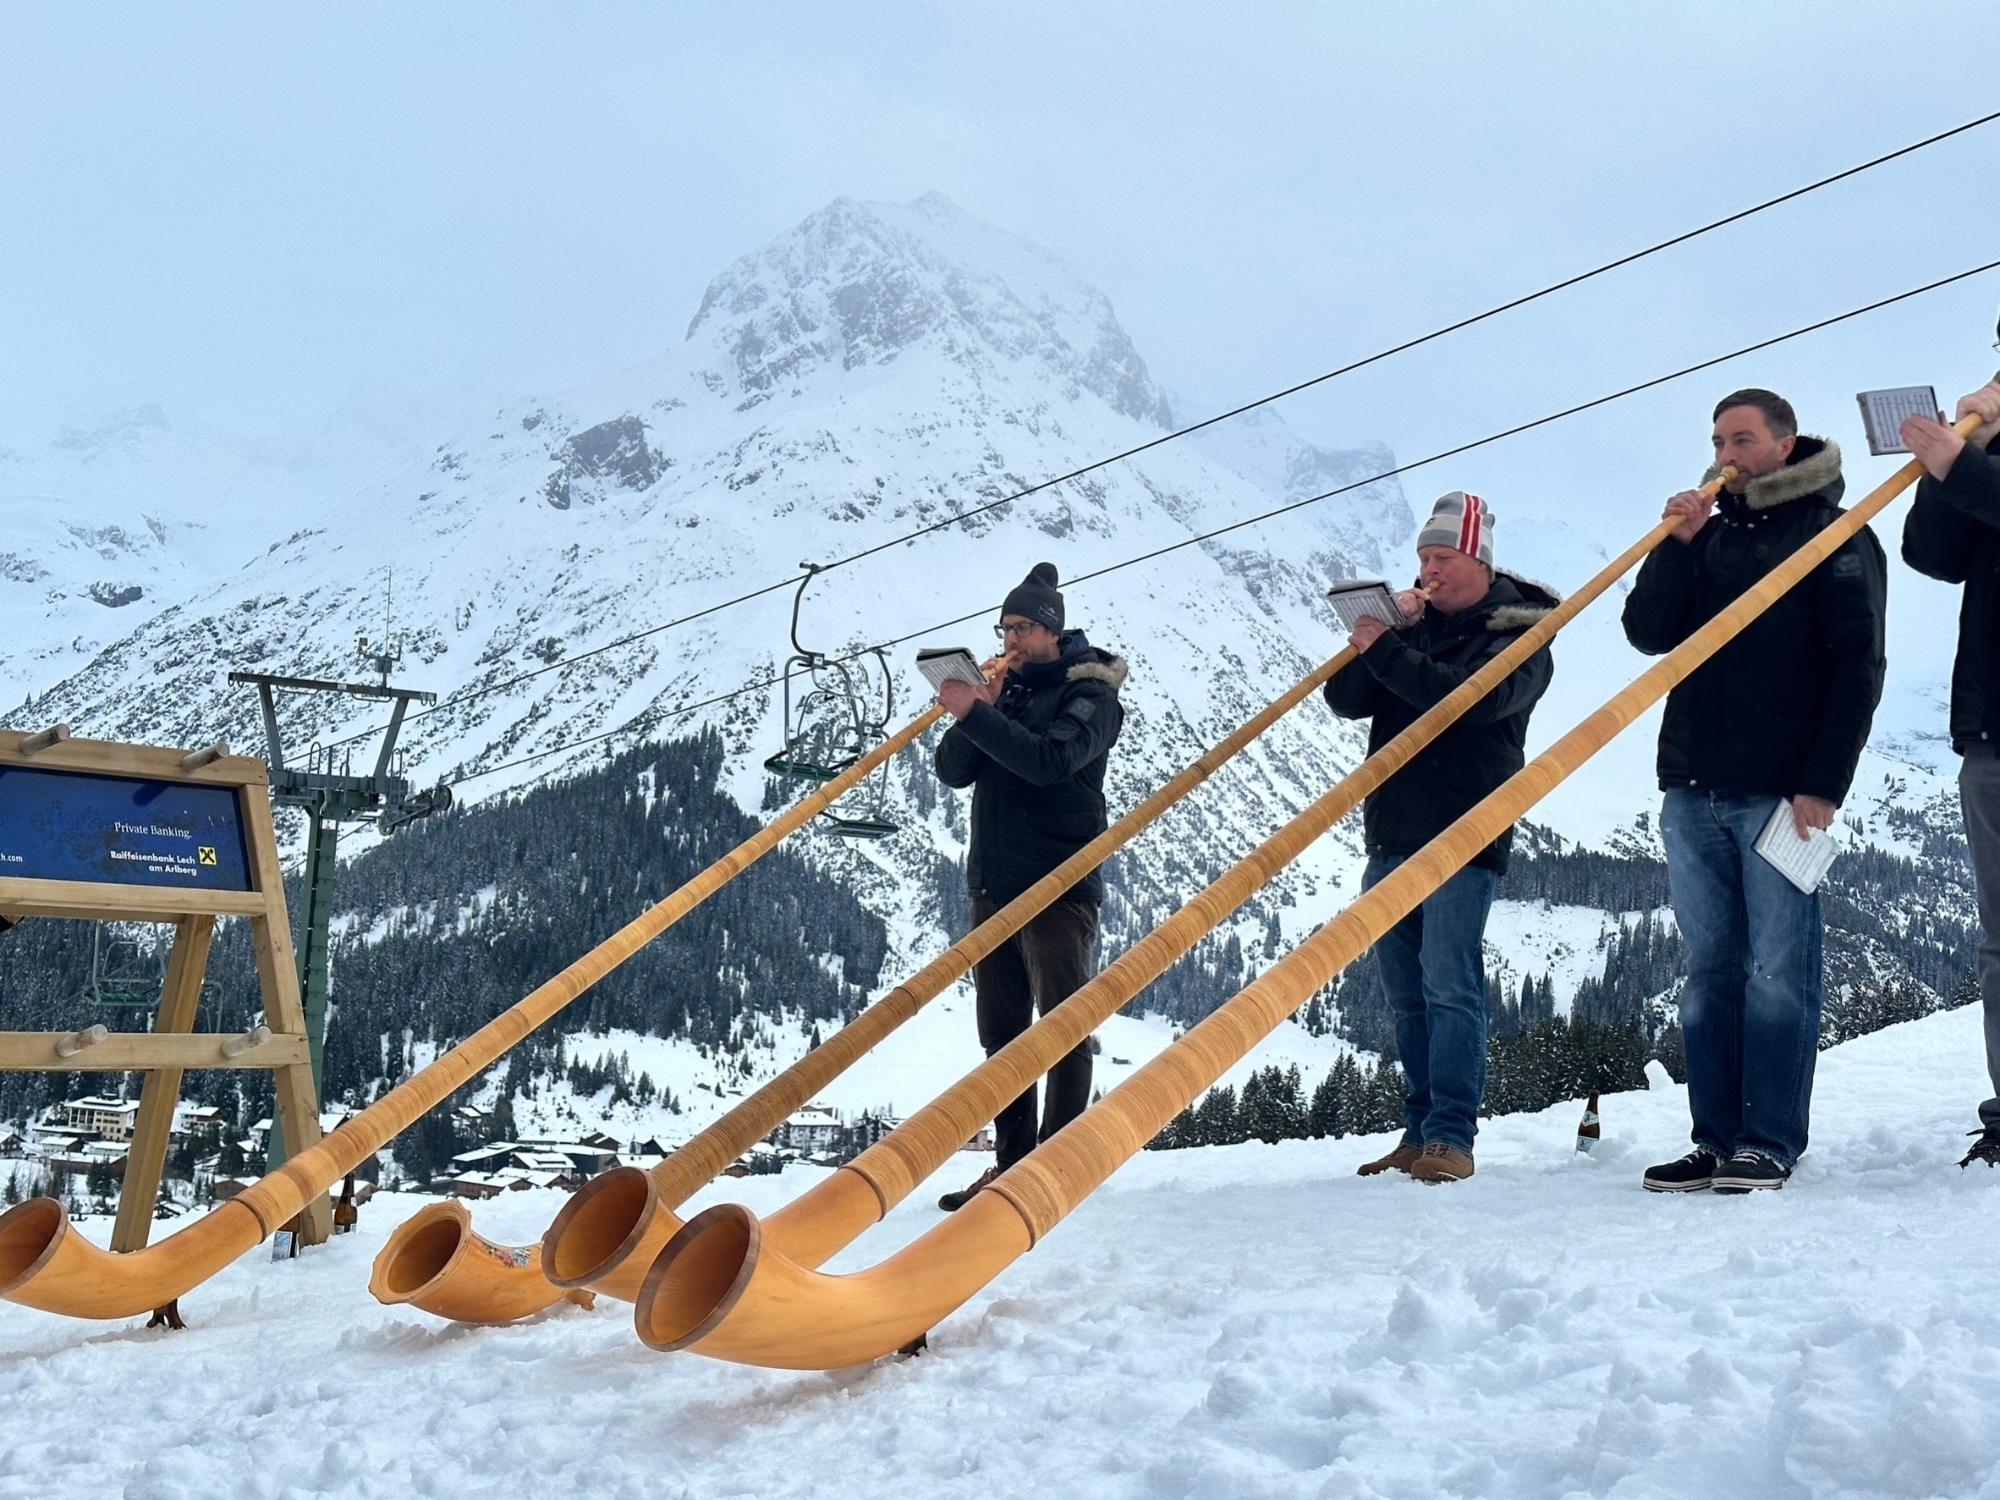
[937,1165,1001,1211]
[1356,1143,1422,1177]
[1409,1143,1474,1183]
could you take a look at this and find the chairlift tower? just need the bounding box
[228,639,451,1144]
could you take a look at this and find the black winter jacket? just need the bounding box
[933,631,1127,906]
[1901,432,2000,751]
[1622,436,1886,804]
[1325,572,1557,874]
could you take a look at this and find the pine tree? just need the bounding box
[1193,1085,1237,1147]
[1307,1068,1342,1139]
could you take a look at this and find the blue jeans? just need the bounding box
[1363,852,1498,1154]
[1659,789,1823,1168]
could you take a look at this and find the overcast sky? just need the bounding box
[4,3,1997,531]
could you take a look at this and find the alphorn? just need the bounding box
[377,647,1363,1319]
[628,468,1749,1355]
[636,436,1948,1370]
[0,696,949,1320]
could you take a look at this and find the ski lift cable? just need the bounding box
[438,254,2000,790]
[321,108,1998,756]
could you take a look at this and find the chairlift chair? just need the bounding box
[83,926,163,1008]
[762,565,902,840]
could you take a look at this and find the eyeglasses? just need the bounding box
[993,621,1041,639]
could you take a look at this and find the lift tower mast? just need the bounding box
[227,664,450,1162]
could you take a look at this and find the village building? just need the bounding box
[773,1103,844,1154]
[55,1096,143,1142]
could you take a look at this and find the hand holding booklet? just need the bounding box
[915,647,986,694]
[1753,799,1841,894]
[1854,385,1939,458]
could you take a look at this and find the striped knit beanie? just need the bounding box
[1416,491,1495,567]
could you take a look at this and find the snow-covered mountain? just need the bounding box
[0,403,416,707]
[10,192,1422,974]
[4,191,1972,999]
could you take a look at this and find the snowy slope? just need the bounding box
[4,1005,1995,1500]
[0,405,411,708]
[511,1006,1359,1149]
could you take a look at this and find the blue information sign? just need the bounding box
[0,765,253,892]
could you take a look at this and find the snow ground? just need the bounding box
[4,1005,1999,1500]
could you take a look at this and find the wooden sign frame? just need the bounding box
[0,726,331,1253]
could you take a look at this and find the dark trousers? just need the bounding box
[1959,749,2000,1130]
[972,895,1098,1169]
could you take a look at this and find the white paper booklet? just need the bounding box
[1855,385,1939,457]
[1753,799,1841,894]
[915,646,986,693]
[1325,579,1406,633]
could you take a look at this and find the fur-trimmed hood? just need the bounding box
[1067,655,1129,690]
[1704,434,1844,512]
[1010,629,1127,694]
[1485,569,1562,632]
[1403,568,1560,633]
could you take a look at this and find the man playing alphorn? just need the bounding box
[930,563,1127,1210]
[1328,492,1556,1184]
[1900,351,2000,1168]
[1626,389,1886,1194]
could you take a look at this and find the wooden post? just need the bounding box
[238,778,331,1245]
[111,916,216,1254]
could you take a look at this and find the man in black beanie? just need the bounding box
[931,562,1128,1210]
[1901,346,2000,1167]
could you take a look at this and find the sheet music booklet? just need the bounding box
[1855,385,1939,458]
[1753,799,1841,894]
[1325,579,1406,633]
[915,647,986,693]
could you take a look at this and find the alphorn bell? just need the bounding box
[0,690,951,1320]
[636,432,1962,1371]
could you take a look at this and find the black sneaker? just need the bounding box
[1958,1128,2000,1169]
[1642,1148,1720,1193]
[936,1165,1000,1212]
[1712,1150,1790,1194]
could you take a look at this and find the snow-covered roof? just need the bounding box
[509,1151,575,1174]
[497,1169,567,1189]
[451,1144,518,1166]
[448,1171,513,1189]
[67,1096,139,1113]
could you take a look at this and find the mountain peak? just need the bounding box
[50,403,172,454]
[684,194,1171,426]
